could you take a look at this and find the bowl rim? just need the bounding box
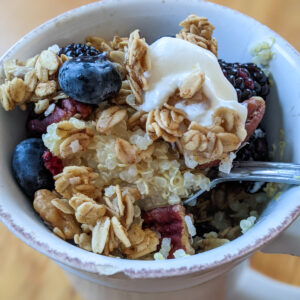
[0,0,300,279]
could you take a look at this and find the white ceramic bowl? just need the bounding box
[0,0,300,294]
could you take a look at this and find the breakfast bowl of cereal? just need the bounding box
[0,0,300,297]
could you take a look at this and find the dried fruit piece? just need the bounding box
[27,98,91,134]
[143,204,195,258]
[42,150,64,176]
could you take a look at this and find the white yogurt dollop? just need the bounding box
[140,37,247,127]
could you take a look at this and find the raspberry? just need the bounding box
[42,150,63,176]
[219,60,270,102]
[58,43,101,57]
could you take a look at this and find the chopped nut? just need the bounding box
[33,189,81,239]
[35,80,57,97]
[96,106,127,133]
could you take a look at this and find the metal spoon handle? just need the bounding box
[183,161,300,205]
[223,161,300,184]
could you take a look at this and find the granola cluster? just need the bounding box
[176,15,218,57]
[0,49,64,111]
[34,185,159,258]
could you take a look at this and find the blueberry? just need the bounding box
[58,54,122,105]
[12,138,54,199]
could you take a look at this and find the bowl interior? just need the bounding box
[0,0,300,278]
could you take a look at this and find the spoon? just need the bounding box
[183,161,300,205]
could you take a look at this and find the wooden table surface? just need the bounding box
[0,0,300,299]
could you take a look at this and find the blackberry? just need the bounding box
[219,60,270,102]
[58,43,101,57]
[236,128,269,161]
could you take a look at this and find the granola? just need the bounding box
[176,15,218,56]
[2,14,271,260]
